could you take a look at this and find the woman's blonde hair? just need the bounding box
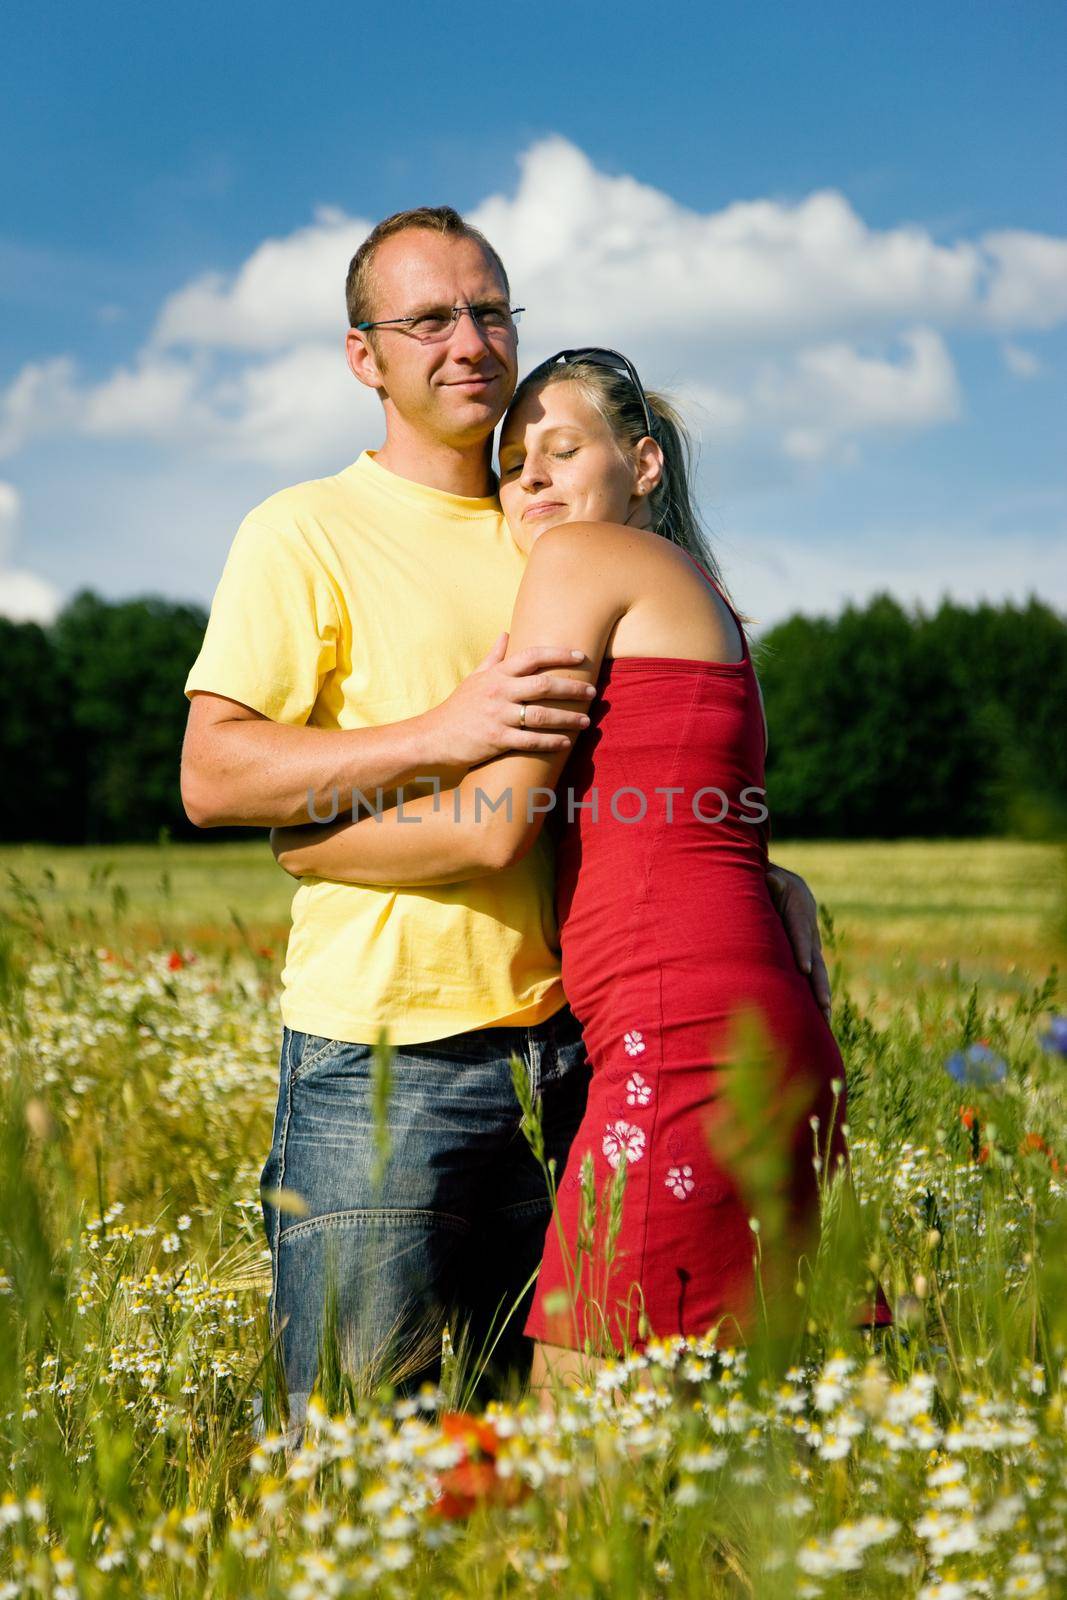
[507,356,724,587]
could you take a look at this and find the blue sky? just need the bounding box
[1,0,1064,626]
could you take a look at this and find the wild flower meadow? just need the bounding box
[0,842,1064,1598]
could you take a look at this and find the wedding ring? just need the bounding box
[518,702,527,729]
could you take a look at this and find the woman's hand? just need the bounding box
[420,631,594,768]
[765,863,832,1023]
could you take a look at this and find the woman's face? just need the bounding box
[498,380,657,554]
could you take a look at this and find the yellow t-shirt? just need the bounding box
[184,449,565,1045]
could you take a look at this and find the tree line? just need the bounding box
[0,589,1063,844]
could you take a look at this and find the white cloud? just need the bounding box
[780,429,842,465]
[0,353,213,457]
[84,355,209,438]
[0,357,79,457]
[981,230,1067,330]
[0,135,1063,627]
[671,381,749,435]
[0,344,378,469]
[0,481,61,624]
[215,342,381,466]
[2,135,1063,481]
[761,327,961,462]
[0,481,19,531]
[153,207,370,351]
[0,567,61,624]
[0,480,20,540]
[791,328,960,428]
[474,139,988,348]
[1002,341,1042,379]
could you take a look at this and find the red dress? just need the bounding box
[525,559,881,1352]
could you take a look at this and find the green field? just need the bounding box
[0,840,1064,1597]
[1,835,1062,992]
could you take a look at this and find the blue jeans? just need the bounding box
[260,1003,589,1415]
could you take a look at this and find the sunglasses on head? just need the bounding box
[526,346,655,441]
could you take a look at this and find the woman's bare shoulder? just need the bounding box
[527,520,678,567]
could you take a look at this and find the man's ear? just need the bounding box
[346,327,386,391]
[634,436,665,498]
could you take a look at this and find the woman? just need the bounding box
[271,348,887,1378]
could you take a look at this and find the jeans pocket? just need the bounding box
[289,1029,348,1081]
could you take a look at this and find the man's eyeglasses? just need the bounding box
[356,302,524,345]
[526,346,655,440]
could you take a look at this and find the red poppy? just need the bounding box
[1019,1132,1060,1171]
[440,1412,503,1458]
[433,1460,501,1519]
[959,1106,978,1130]
[431,1412,528,1520]
[167,950,185,970]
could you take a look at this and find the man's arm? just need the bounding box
[180,503,598,830]
[181,692,448,829]
[180,634,597,829]
[268,524,627,864]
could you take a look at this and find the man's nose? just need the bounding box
[449,306,494,361]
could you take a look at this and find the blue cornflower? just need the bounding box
[944,1042,1008,1087]
[1039,1016,1067,1058]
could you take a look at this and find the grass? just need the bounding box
[773,840,1065,1010]
[2,836,1060,977]
[0,840,1064,1597]
[0,838,298,954]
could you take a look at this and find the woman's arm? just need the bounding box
[270,524,631,886]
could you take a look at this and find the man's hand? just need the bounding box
[419,631,595,768]
[766,863,832,1023]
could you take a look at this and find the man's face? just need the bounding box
[348,231,518,449]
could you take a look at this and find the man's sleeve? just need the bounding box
[184,515,340,725]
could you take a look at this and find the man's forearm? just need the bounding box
[183,711,462,829]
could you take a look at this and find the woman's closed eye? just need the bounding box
[499,445,578,478]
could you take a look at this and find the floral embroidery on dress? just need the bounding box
[602,1120,647,1170]
[665,1164,696,1200]
[625,1072,652,1107]
[623,1030,646,1057]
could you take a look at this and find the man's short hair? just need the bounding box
[345,206,510,330]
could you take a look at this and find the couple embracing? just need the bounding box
[181,205,880,1427]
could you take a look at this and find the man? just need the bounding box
[180,206,829,1420]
